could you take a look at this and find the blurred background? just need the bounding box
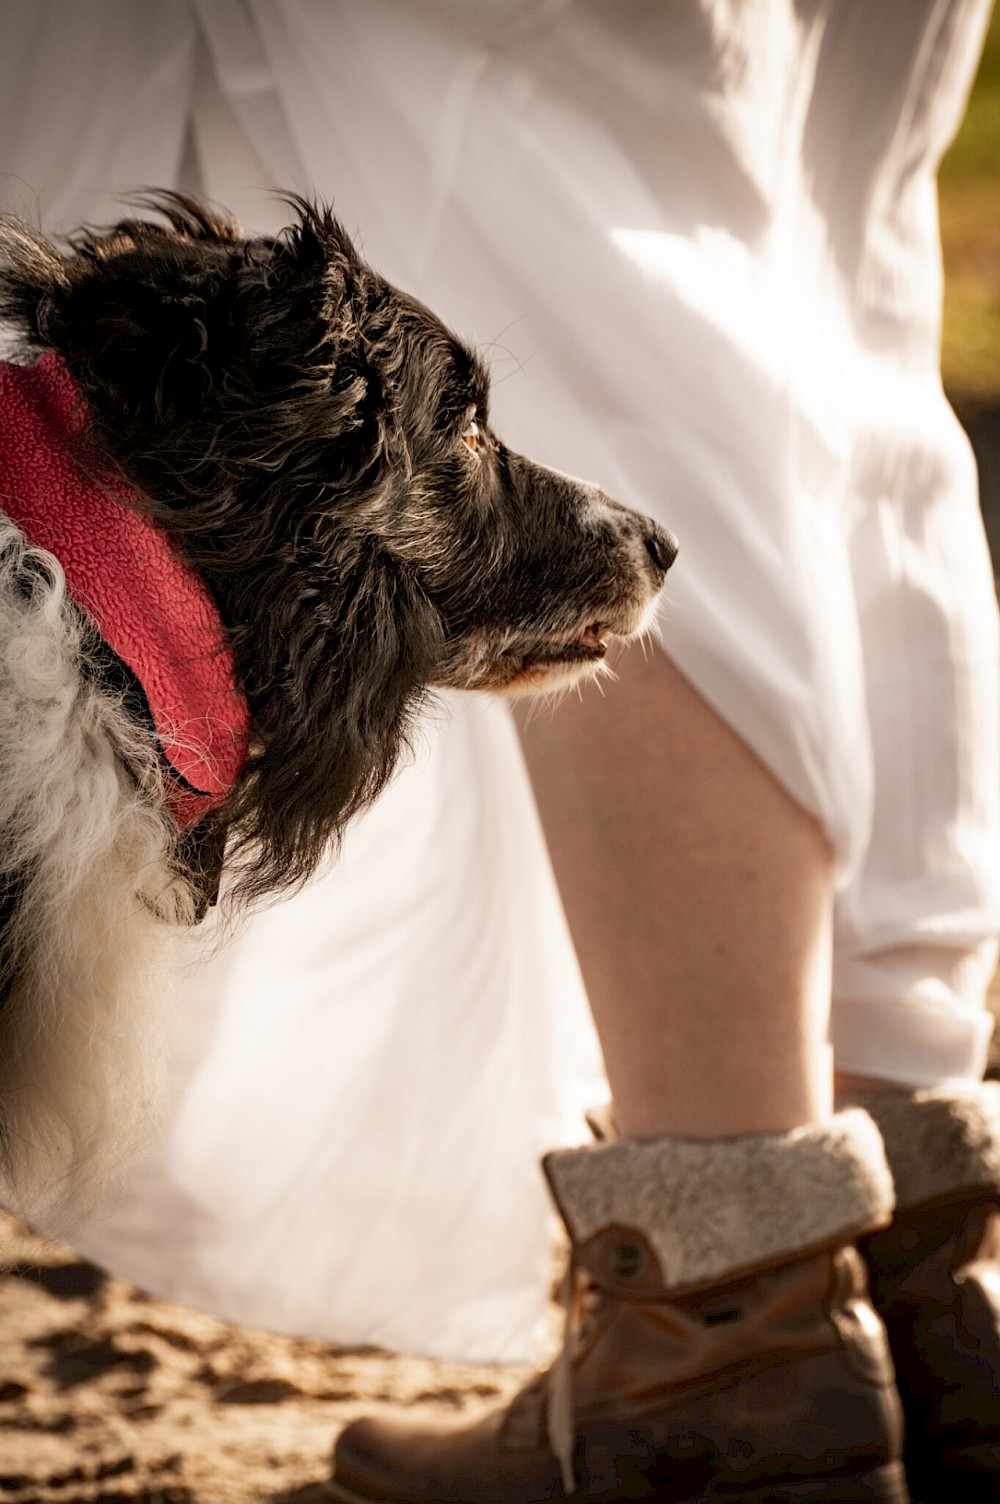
[941,7,1000,566]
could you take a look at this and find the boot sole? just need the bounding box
[701,1461,911,1502]
[328,1459,910,1503]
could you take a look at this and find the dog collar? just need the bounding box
[0,351,248,829]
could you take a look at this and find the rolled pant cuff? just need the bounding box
[831,992,995,1088]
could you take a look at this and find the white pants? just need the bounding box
[2,0,998,1358]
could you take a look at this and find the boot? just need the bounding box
[841,1083,1000,1502]
[331,1110,908,1502]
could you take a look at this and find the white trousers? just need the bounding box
[2,0,998,1358]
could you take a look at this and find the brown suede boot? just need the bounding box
[842,1084,1000,1503]
[331,1111,908,1502]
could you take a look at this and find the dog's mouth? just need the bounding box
[435,597,661,693]
[486,619,620,692]
[524,621,610,667]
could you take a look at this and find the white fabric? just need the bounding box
[1,0,998,1358]
[77,699,601,1359]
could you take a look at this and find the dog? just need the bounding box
[0,192,676,1228]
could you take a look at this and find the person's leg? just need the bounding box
[333,642,908,1503]
[514,644,834,1140]
[809,10,1000,1494]
[328,5,906,1497]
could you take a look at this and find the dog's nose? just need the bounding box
[645,524,678,579]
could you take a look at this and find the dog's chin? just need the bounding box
[440,626,612,695]
[498,655,608,696]
[493,635,611,695]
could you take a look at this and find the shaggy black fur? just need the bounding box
[0,193,675,906]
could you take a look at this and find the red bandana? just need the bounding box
[0,351,248,829]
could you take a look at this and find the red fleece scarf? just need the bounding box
[0,351,248,829]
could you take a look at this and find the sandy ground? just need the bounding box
[1,990,998,1503]
[0,1019,998,1502]
[0,1212,534,1503]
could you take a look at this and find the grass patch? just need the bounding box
[940,13,1000,408]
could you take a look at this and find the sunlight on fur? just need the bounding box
[0,524,189,1229]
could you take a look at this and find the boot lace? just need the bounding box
[546,1261,603,1495]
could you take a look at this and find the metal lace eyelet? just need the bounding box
[611,1241,644,1280]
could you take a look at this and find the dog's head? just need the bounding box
[0,195,676,898]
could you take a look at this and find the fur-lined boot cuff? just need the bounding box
[837,1081,1000,1211]
[542,1109,893,1295]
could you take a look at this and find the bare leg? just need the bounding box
[515,646,836,1139]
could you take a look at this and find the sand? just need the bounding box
[3,987,997,1501]
[0,1212,533,1503]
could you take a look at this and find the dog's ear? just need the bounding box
[0,194,365,427]
[228,547,444,903]
[0,196,247,413]
[229,197,369,403]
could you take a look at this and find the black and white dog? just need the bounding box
[0,193,675,1227]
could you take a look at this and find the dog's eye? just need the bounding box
[460,419,481,455]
